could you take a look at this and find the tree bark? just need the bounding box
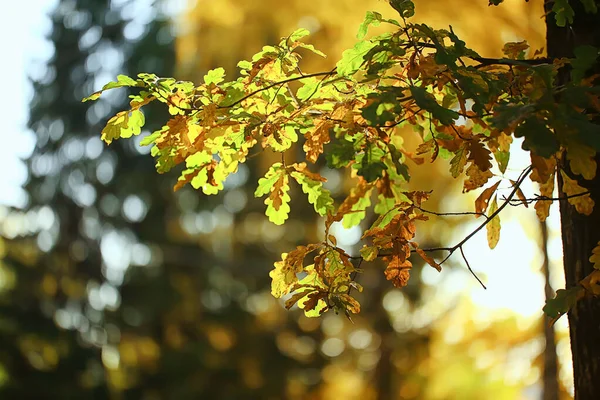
[545,1,600,398]
[541,221,559,400]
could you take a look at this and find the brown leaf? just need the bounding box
[302,291,327,312]
[173,169,201,192]
[415,247,441,272]
[285,289,314,310]
[384,260,412,288]
[292,162,327,182]
[464,164,493,192]
[509,179,529,208]
[474,180,501,216]
[530,154,556,184]
[467,140,493,172]
[303,120,332,163]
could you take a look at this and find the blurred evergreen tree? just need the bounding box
[0,0,326,398]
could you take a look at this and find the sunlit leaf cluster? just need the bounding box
[85,1,600,319]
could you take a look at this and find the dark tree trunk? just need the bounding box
[545,1,600,398]
[541,221,559,400]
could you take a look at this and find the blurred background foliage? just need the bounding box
[0,0,573,398]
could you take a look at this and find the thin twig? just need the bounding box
[460,246,486,289]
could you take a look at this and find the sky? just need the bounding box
[1,1,57,208]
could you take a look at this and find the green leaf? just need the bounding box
[449,144,468,178]
[288,28,310,42]
[255,163,284,197]
[185,151,213,168]
[139,131,162,147]
[337,40,378,77]
[355,145,387,182]
[295,42,327,57]
[374,194,395,215]
[255,164,291,225]
[326,140,356,168]
[389,0,415,18]
[83,74,139,102]
[342,188,373,228]
[100,109,145,144]
[204,67,226,85]
[572,45,599,83]
[580,0,598,14]
[514,117,559,158]
[543,286,584,320]
[494,151,510,174]
[360,246,378,261]
[291,172,335,216]
[409,86,459,125]
[552,0,575,26]
[357,11,383,39]
[296,78,320,101]
[486,195,500,249]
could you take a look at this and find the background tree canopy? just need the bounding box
[2,0,598,398]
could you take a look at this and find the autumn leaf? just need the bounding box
[100,109,145,144]
[486,195,501,249]
[566,141,597,180]
[589,241,600,269]
[298,291,328,317]
[270,252,303,297]
[360,245,378,261]
[580,270,600,296]
[467,140,493,172]
[560,170,594,216]
[338,180,373,228]
[449,144,468,178]
[384,258,412,288]
[255,164,291,225]
[304,120,333,163]
[535,175,555,222]
[502,40,529,59]
[464,164,493,192]
[530,154,556,184]
[82,74,140,102]
[474,180,501,216]
[412,244,441,271]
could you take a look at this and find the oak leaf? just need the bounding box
[486,195,501,249]
[474,180,501,216]
[566,141,597,180]
[304,120,333,163]
[589,241,600,270]
[384,259,412,288]
[560,170,594,215]
[535,175,555,221]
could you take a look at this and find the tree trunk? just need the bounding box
[540,221,559,400]
[546,1,600,398]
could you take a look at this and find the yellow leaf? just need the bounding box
[486,195,500,249]
[269,253,301,298]
[464,164,493,192]
[535,175,554,221]
[360,245,378,261]
[589,241,600,270]
[580,270,600,296]
[560,170,594,215]
[566,141,597,180]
